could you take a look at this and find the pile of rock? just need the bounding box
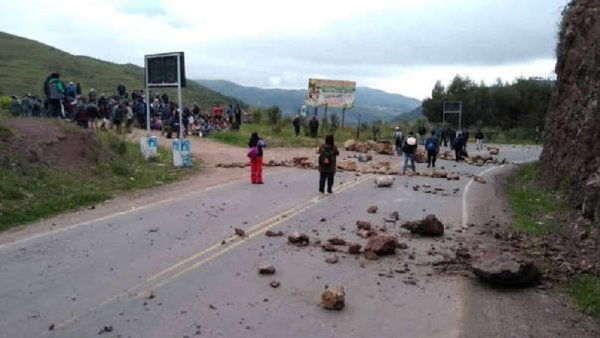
[343,139,394,155]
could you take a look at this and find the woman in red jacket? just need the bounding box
[247,132,266,184]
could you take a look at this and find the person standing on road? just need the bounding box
[425,131,439,168]
[309,115,319,138]
[393,126,404,156]
[292,114,301,136]
[248,132,266,184]
[402,132,417,175]
[475,129,484,150]
[454,132,465,161]
[317,134,339,194]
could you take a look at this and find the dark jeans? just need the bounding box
[427,150,437,167]
[455,147,463,161]
[319,172,335,193]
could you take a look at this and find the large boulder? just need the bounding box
[364,234,399,255]
[471,251,541,287]
[343,139,358,151]
[415,148,427,163]
[401,214,444,236]
[374,141,395,155]
[337,159,357,171]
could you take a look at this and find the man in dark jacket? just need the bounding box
[454,132,465,161]
[402,132,418,175]
[425,131,439,168]
[292,114,301,136]
[318,134,340,194]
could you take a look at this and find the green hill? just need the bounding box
[0,31,244,108]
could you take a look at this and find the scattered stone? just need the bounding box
[234,228,247,237]
[488,146,500,155]
[327,237,347,246]
[288,232,310,246]
[397,242,409,250]
[337,159,358,171]
[365,234,400,255]
[367,206,378,213]
[270,280,280,288]
[401,214,445,236]
[388,211,399,220]
[473,176,486,184]
[357,229,376,238]
[320,284,345,310]
[364,251,380,260]
[356,220,372,230]
[258,264,276,275]
[471,251,541,287]
[144,290,155,300]
[322,244,338,252]
[431,171,448,179]
[98,326,113,335]
[374,175,394,187]
[325,255,339,264]
[348,243,362,254]
[148,227,159,233]
[265,230,284,237]
[48,324,55,331]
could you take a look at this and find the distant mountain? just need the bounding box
[390,106,424,122]
[197,79,421,124]
[0,31,243,108]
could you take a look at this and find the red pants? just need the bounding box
[250,156,263,183]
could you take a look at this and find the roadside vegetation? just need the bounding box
[569,274,600,320]
[0,119,196,232]
[506,162,566,235]
[507,161,600,321]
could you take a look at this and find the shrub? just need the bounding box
[251,107,263,124]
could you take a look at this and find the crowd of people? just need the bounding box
[393,124,485,175]
[7,72,251,138]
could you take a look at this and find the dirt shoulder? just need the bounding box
[459,165,599,337]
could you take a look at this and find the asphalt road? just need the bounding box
[0,145,543,338]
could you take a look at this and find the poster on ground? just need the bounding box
[306,78,356,108]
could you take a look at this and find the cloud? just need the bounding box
[0,0,569,99]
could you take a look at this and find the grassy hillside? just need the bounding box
[0,31,244,108]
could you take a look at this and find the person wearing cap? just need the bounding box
[402,132,418,175]
[393,126,404,156]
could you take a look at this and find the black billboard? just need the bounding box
[145,52,186,87]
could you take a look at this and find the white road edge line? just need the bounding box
[461,166,503,229]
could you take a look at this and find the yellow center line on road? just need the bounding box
[51,173,373,332]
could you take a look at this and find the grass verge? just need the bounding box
[0,131,197,232]
[506,162,566,235]
[569,275,600,319]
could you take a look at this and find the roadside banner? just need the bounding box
[306,78,356,108]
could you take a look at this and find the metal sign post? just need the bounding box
[143,52,187,165]
[442,101,463,130]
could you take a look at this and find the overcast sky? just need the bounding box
[1,0,568,100]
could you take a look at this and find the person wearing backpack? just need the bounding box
[45,72,64,118]
[393,126,404,157]
[402,132,418,175]
[425,131,439,168]
[248,132,266,184]
[317,134,340,194]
